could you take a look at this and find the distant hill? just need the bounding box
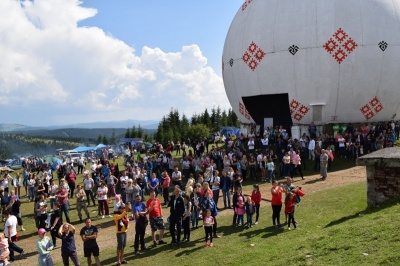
[0,119,159,132]
[10,128,156,139]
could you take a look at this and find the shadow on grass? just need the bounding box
[236,225,284,239]
[324,199,399,228]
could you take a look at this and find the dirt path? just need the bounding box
[11,166,366,266]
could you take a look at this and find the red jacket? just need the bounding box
[251,190,262,205]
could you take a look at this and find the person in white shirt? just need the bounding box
[210,170,221,209]
[97,182,110,219]
[119,172,129,202]
[247,137,255,154]
[83,172,96,206]
[3,210,24,261]
[261,136,269,151]
[171,167,182,190]
[308,138,316,160]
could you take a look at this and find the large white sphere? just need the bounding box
[222,0,400,128]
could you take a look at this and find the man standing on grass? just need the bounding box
[80,218,101,266]
[133,195,148,255]
[168,186,185,245]
[56,185,71,223]
[146,190,166,246]
[3,210,24,262]
[320,149,329,180]
[83,171,96,206]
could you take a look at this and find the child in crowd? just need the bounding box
[285,192,297,230]
[235,195,245,226]
[267,159,275,183]
[0,233,10,265]
[113,194,124,214]
[182,194,192,242]
[203,209,214,247]
[244,196,254,228]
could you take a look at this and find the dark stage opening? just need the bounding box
[242,93,293,130]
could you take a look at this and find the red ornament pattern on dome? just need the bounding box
[298,105,310,115]
[360,97,384,120]
[242,41,266,71]
[293,113,303,121]
[239,102,252,120]
[324,28,357,64]
[242,0,253,11]
[289,99,309,121]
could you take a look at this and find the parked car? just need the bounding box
[6,159,22,170]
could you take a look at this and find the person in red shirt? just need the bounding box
[270,181,283,228]
[161,171,171,206]
[251,184,262,225]
[66,169,77,198]
[284,192,297,230]
[146,190,166,245]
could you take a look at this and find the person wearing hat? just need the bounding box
[37,228,54,266]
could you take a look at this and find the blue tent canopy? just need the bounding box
[220,127,240,138]
[96,144,107,149]
[73,146,95,152]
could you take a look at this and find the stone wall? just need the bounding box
[358,147,400,206]
[366,166,400,206]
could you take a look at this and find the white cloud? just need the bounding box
[0,0,230,126]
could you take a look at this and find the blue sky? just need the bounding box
[79,0,243,72]
[0,0,243,126]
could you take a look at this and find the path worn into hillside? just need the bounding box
[11,166,367,266]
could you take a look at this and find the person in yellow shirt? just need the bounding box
[114,205,129,265]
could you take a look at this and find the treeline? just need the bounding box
[153,107,239,145]
[0,133,83,159]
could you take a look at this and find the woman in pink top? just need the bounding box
[292,150,304,180]
[235,196,245,226]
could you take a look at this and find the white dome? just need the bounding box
[222,0,400,127]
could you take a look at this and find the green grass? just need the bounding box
[59,181,398,266]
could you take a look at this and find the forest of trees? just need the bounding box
[152,107,240,145]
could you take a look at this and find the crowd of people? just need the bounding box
[0,121,396,265]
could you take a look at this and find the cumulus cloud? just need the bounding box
[0,0,230,126]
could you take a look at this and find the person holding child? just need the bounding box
[200,191,220,238]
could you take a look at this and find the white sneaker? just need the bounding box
[108,215,112,218]
[288,227,291,230]
[102,215,105,219]
[254,221,258,225]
